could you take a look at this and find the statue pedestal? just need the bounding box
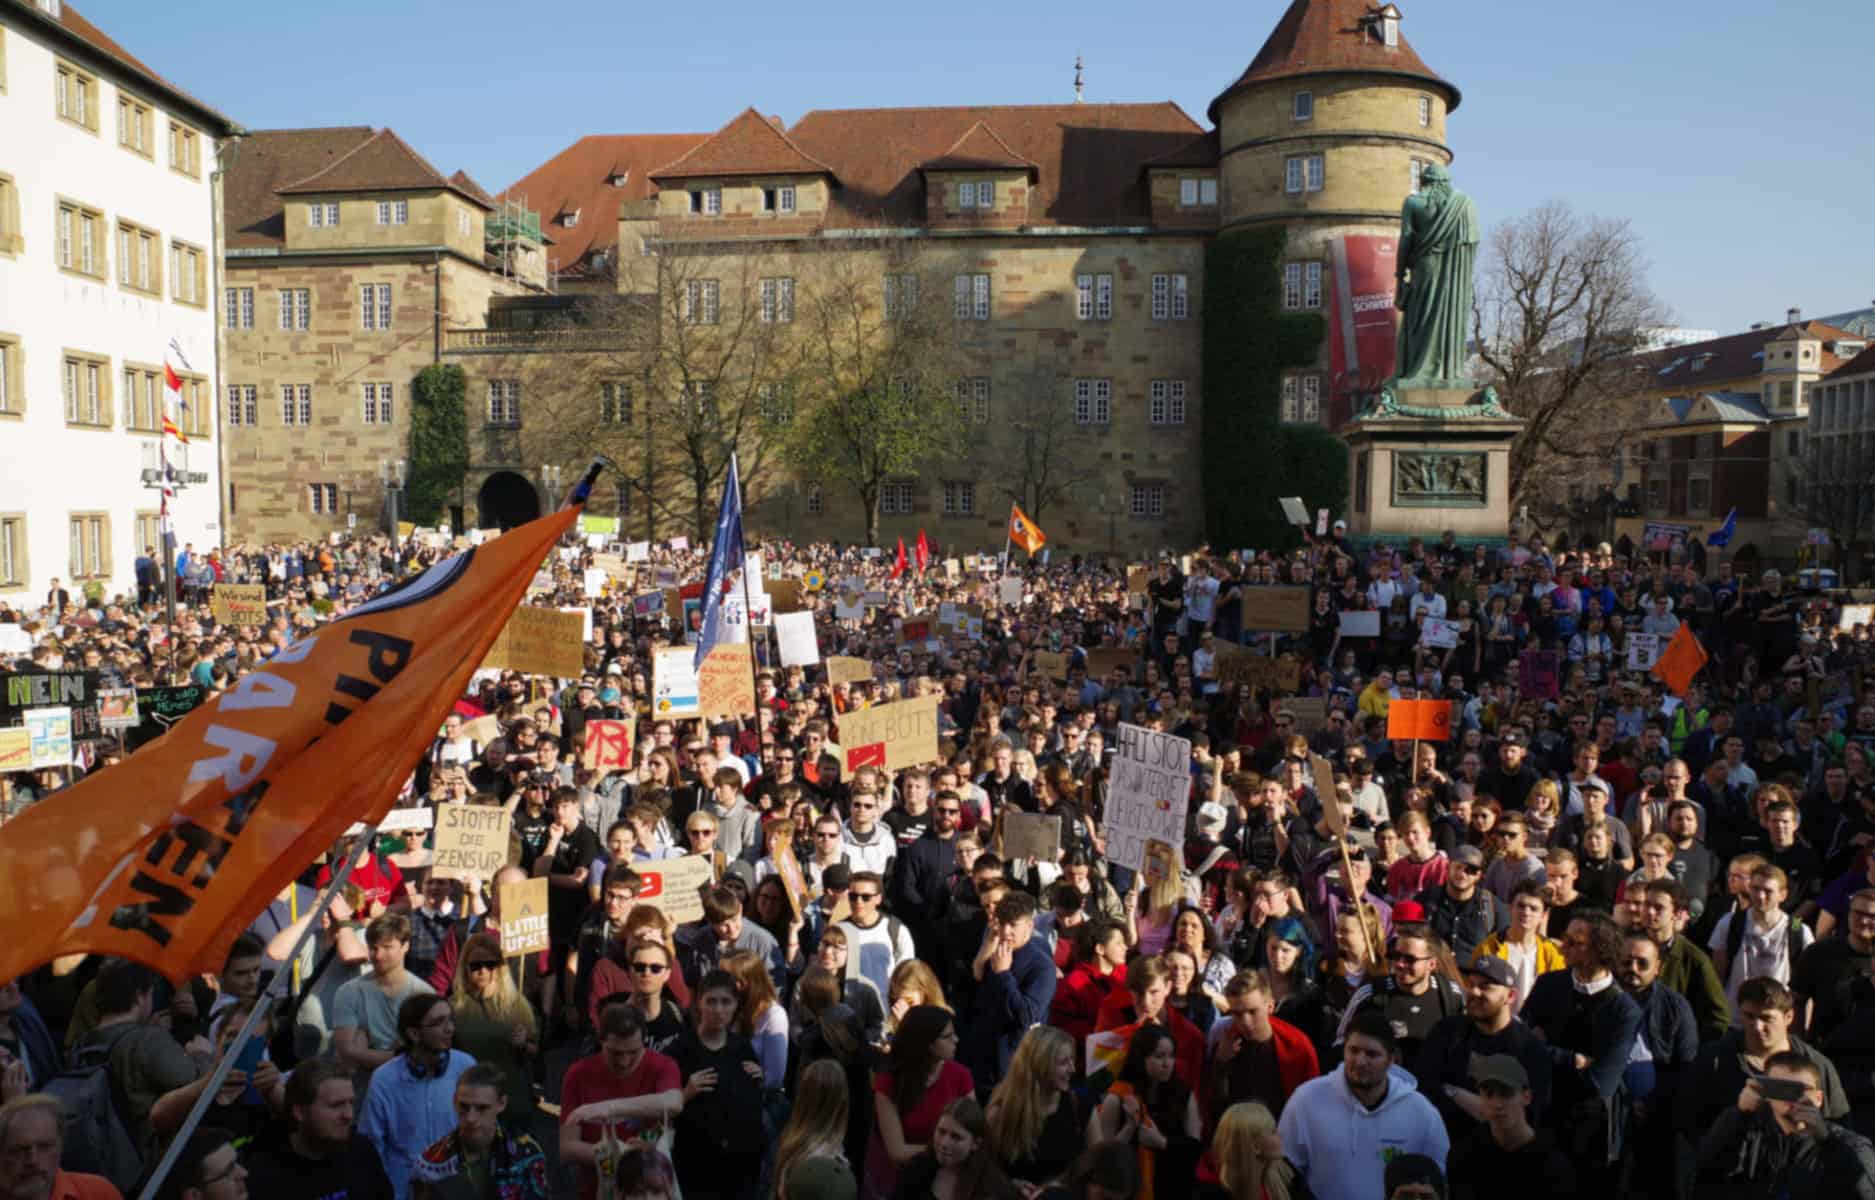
[1343,384,1523,542]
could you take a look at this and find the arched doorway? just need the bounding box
[477,471,540,531]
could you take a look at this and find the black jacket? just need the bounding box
[1414,884,1508,961]
[1696,1105,1875,1200]
[891,831,958,936]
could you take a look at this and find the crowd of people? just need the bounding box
[5,521,1875,1200]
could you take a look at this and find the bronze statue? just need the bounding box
[1391,163,1479,387]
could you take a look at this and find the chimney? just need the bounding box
[1750,322,1769,331]
[1073,56,1085,103]
[1786,306,1802,325]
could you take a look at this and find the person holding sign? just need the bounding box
[560,1005,683,1200]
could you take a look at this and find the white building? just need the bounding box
[0,0,237,609]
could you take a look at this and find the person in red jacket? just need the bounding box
[1095,954,1206,1094]
[1200,969,1319,1131]
[1049,919,1129,1057]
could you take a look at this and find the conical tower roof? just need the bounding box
[1208,0,1459,122]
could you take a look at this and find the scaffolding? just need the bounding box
[488,194,551,292]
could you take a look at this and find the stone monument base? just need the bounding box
[1342,384,1523,541]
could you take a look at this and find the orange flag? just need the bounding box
[1651,623,1709,697]
[1009,504,1046,555]
[1386,698,1452,742]
[0,483,592,982]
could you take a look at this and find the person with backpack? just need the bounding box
[0,1094,124,1200]
[1710,862,1815,1008]
[62,960,210,1178]
[244,1057,394,1200]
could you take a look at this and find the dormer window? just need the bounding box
[608,171,629,188]
[1293,91,1313,121]
[561,209,580,228]
[1179,177,1218,206]
[1381,12,1399,45]
[957,181,995,210]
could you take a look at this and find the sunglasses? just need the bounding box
[630,961,668,975]
[851,891,880,902]
[688,827,716,837]
[467,961,501,973]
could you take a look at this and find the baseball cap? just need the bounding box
[709,721,738,738]
[783,1157,856,1200]
[599,686,622,703]
[821,863,852,891]
[1392,899,1427,923]
[1469,1051,1530,1090]
[1498,729,1526,746]
[1450,844,1486,868]
[1464,956,1516,989]
[1195,802,1228,835]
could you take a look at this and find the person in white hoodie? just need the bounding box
[1277,1008,1450,1200]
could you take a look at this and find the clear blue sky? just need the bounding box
[89,0,1871,332]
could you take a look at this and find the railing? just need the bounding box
[444,327,627,353]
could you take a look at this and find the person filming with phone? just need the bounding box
[1696,1053,1875,1198]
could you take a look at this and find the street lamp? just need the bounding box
[539,463,563,513]
[139,439,201,684]
[380,457,408,557]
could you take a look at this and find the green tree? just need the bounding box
[407,364,469,525]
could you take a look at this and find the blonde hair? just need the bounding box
[771,1060,848,1198]
[1214,1102,1294,1200]
[1525,778,1561,817]
[449,932,536,1031]
[985,1025,1075,1164]
[886,960,949,1033]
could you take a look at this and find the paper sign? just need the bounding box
[581,718,635,771]
[1316,508,1330,537]
[834,595,865,621]
[499,878,551,956]
[1240,587,1311,632]
[634,854,715,924]
[583,568,608,598]
[826,656,873,687]
[1085,647,1139,682]
[1106,723,1192,871]
[211,583,269,627]
[1840,605,1873,630]
[776,611,821,667]
[1519,650,1561,700]
[653,645,701,718]
[699,643,757,718]
[1386,698,1452,742]
[999,577,1023,607]
[432,804,513,881]
[1034,651,1069,681]
[1626,633,1661,672]
[627,541,651,563]
[1279,497,1310,526]
[837,693,941,773]
[668,536,690,551]
[97,688,140,731]
[0,625,31,656]
[1002,811,1061,862]
[461,714,502,745]
[1277,696,1328,732]
[485,606,586,677]
[0,728,30,773]
[24,707,73,768]
[634,591,666,618]
[1338,611,1381,638]
[1420,617,1461,650]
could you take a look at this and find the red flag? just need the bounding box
[915,529,931,577]
[163,362,183,393]
[0,487,591,981]
[891,537,908,579]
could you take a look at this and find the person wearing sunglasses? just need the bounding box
[446,932,540,1126]
[889,788,963,963]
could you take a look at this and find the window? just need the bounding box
[1787,430,1803,457]
[689,188,722,216]
[1306,155,1325,192]
[883,273,918,318]
[805,485,823,515]
[376,200,409,225]
[54,61,97,131]
[57,200,105,277]
[360,283,393,331]
[1418,95,1433,127]
[1282,262,1323,311]
[0,336,19,416]
[753,383,791,426]
[1129,485,1165,518]
[881,482,915,515]
[683,279,720,325]
[762,185,796,214]
[361,382,394,425]
[1074,273,1113,321]
[122,365,160,431]
[1286,155,1324,192]
[226,286,254,329]
[1177,177,1218,207]
[684,381,717,422]
[957,180,995,210]
[1293,91,1313,121]
[308,202,340,228]
[562,210,580,229]
[0,516,24,590]
[62,353,108,427]
[1074,378,1111,425]
[1687,477,1710,513]
[181,377,209,438]
[1150,380,1187,426]
[0,174,19,257]
[1151,273,1189,321]
[1410,158,1427,194]
[280,383,312,426]
[171,241,205,306]
[169,121,201,177]
[942,481,975,516]
[486,380,520,426]
[67,513,110,579]
[115,220,163,294]
[279,288,311,331]
[1381,13,1399,46]
[457,208,472,237]
[600,382,632,425]
[954,274,991,320]
[760,277,795,323]
[225,384,257,426]
[1285,157,1304,194]
[134,512,161,558]
[955,377,990,424]
[1281,374,1321,424]
[116,94,152,156]
[308,484,339,515]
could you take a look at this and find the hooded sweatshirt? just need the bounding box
[1277,1064,1450,1200]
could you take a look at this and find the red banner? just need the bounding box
[1327,235,1400,428]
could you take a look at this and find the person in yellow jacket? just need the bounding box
[1357,669,1394,719]
[1470,879,1565,1013]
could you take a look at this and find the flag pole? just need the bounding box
[731,454,765,757]
[1002,505,1014,578]
[135,827,380,1200]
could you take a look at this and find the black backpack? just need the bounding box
[42,1029,146,1193]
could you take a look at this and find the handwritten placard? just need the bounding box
[837,693,941,773]
[1106,723,1192,871]
[580,718,635,771]
[1420,617,1461,650]
[635,854,715,924]
[485,606,586,677]
[653,646,700,718]
[698,643,757,718]
[775,611,821,667]
[499,878,551,956]
[1002,811,1061,862]
[1215,652,1303,692]
[0,728,30,773]
[1239,587,1311,633]
[211,583,269,627]
[1033,651,1069,681]
[1626,633,1661,673]
[826,656,873,687]
[432,805,512,881]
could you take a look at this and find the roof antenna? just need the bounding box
[1074,55,1085,104]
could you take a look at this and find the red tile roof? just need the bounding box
[920,122,1039,176]
[648,108,837,182]
[784,102,1206,228]
[1634,320,1858,389]
[1826,340,1875,379]
[449,170,495,209]
[277,128,492,208]
[13,0,236,131]
[225,126,376,250]
[499,133,710,274]
[1208,0,1459,122]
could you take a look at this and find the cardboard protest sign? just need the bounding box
[635,854,714,924]
[826,656,873,687]
[1386,699,1452,742]
[1311,756,1341,831]
[24,707,73,768]
[898,615,933,645]
[776,611,821,667]
[1519,650,1561,700]
[1240,587,1310,632]
[499,878,551,956]
[580,718,635,771]
[1126,567,1151,595]
[1420,617,1461,650]
[211,583,269,627]
[97,688,140,731]
[838,693,940,773]
[1277,696,1328,732]
[652,646,701,718]
[432,805,512,881]
[1106,723,1192,871]
[774,844,809,917]
[834,594,866,621]
[485,607,586,677]
[0,728,30,773]
[1214,651,1303,692]
[1085,647,1139,682]
[1626,633,1661,673]
[1034,651,1069,681]
[1337,611,1381,638]
[460,714,502,745]
[1002,812,1061,862]
[769,579,804,613]
[699,644,757,718]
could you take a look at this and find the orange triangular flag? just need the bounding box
[1009,504,1046,555]
[1651,624,1709,697]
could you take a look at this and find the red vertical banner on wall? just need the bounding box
[1326,235,1400,429]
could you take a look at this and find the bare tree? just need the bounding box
[1794,433,1875,582]
[1473,202,1668,514]
[986,341,1101,525]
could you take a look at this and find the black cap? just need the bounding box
[821,863,852,891]
[709,721,738,738]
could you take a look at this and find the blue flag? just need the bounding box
[695,455,744,668]
[1706,508,1737,548]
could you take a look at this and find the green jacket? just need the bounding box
[1659,934,1731,1041]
